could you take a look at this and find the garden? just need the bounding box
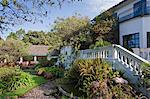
[0,42,150,98]
[0,4,149,98]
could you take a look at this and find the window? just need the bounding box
[147,32,150,48]
[134,1,142,16]
[123,33,140,48]
[134,0,146,17]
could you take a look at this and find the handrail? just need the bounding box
[114,44,149,63]
[79,44,149,76]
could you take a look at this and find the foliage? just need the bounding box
[0,67,34,94]
[89,39,111,49]
[0,0,82,33]
[141,63,150,89]
[22,31,50,45]
[92,10,119,44]
[7,29,26,40]
[65,58,138,98]
[53,15,92,50]
[1,75,47,97]
[37,67,64,77]
[0,38,29,64]
[23,55,33,61]
[36,57,57,68]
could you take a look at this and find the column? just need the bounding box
[19,57,23,63]
[34,56,37,62]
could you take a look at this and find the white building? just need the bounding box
[112,0,150,49]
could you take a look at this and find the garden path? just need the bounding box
[19,81,57,99]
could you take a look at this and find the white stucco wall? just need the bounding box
[119,17,143,47]
[115,0,140,19]
[142,16,150,48]
[119,15,150,48]
[114,0,150,48]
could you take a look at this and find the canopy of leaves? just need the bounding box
[92,11,119,44]
[53,15,93,50]
[0,38,29,63]
[0,0,82,33]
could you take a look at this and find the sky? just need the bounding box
[3,0,123,38]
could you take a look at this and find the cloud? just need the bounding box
[85,0,123,13]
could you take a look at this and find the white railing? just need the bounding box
[79,44,149,75]
[133,48,150,61]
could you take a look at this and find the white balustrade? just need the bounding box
[133,48,150,61]
[79,44,149,76]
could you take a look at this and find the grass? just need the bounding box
[0,75,47,98]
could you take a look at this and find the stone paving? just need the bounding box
[19,81,57,99]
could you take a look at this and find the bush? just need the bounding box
[37,67,64,78]
[89,40,111,49]
[0,67,34,94]
[65,58,139,98]
[36,58,57,68]
[141,63,150,89]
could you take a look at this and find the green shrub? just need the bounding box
[65,58,138,98]
[0,67,34,94]
[141,63,150,88]
[89,40,111,49]
[36,57,57,68]
[37,67,64,77]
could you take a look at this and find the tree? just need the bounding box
[0,0,82,33]
[7,28,25,40]
[46,32,62,50]
[0,38,29,64]
[53,15,92,49]
[92,11,119,44]
[22,30,48,45]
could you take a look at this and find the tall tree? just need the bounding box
[7,28,25,40]
[0,0,82,33]
[0,38,29,64]
[53,15,92,49]
[92,11,119,44]
[22,30,48,45]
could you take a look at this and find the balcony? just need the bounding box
[119,6,150,23]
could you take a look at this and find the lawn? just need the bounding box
[0,75,47,98]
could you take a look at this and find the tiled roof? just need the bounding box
[28,45,49,56]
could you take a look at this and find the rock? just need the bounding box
[44,89,58,96]
[113,77,128,84]
[43,72,53,79]
[37,70,44,76]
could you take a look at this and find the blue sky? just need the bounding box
[4,0,122,38]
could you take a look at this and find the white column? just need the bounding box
[34,56,37,62]
[112,47,118,60]
[19,57,23,63]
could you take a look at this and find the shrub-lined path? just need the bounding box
[19,81,56,99]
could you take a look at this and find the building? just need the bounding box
[112,0,150,49]
[94,0,150,49]
[93,0,150,60]
[19,45,49,66]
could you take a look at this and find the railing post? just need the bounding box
[112,45,118,60]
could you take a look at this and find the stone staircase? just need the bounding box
[78,44,150,98]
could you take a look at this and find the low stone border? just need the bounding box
[57,86,78,98]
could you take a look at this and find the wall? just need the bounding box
[142,16,150,48]
[119,17,143,47]
[114,0,150,48]
[115,0,141,19]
